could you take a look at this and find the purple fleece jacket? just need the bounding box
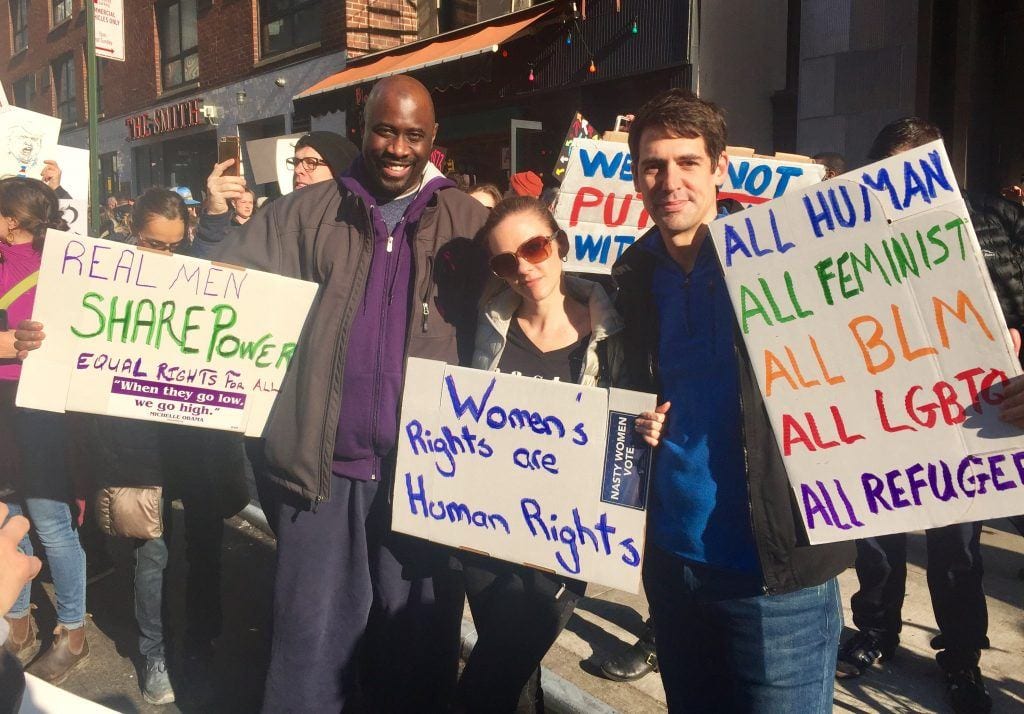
[332,161,455,481]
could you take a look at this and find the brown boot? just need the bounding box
[2,612,39,665]
[27,624,89,685]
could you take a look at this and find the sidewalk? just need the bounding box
[33,510,1024,713]
[536,519,1024,713]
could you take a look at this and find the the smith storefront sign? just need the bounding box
[125,99,205,141]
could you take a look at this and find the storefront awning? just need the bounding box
[295,4,559,101]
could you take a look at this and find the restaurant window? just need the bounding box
[53,54,77,123]
[158,0,200,90]
[260,0,321,57]
[52,0,72,24]
[12,75,34,108]
[11,0,28,52]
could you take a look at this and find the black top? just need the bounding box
[496,317,590,383]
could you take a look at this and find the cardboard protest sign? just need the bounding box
[555,141,824,273]
[393,358,655,592]
[708,141,1024,543]
[554,139,647,274]
[0,106,61,181]
[720,151,825,207]
[51,145,91,233]
[244,133,305,196]
[17,231,318,437]
[59,200,88,234]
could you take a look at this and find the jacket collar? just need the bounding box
[483,275,624,342]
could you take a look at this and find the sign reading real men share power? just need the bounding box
[556,139,824,273]
[393,358,655,592]
[709,141,1024,544]
[17,231,317,436]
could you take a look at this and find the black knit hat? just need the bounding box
[294,131,359,177]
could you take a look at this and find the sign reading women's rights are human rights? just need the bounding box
[17,231,317,436]
[393,359,655,592]
[709,141,1024,544]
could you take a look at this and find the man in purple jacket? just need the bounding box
[199,76,488,712]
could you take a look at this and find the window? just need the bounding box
[158,0,199,89]
[11,0,28,52]
[12,75,34,108]
[53,54,76,123]
[52,0,72,25]
[260,0,321,57]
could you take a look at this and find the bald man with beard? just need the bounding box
[207,76,488,712]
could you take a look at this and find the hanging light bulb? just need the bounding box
[501,48,509,58]
[632,19,639,34]
[528,67,535,82]
[589,59,596,73]
[566,30,572,45]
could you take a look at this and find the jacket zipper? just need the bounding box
[421,254,435,332]
[733,335,770,594]
[316,202,374,506]
[368,209,400,482]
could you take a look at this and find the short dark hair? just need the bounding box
[812,152,846,178]
[628,89,727,164]
[131,188,190,237]
[867,117,942,161]
[480,196,568,259]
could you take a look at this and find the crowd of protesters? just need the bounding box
[1,74,1024,714]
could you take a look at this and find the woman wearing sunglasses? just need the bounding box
[79,188,247,704]
[458,196,666,713]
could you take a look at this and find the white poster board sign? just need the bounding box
[245,133,304,196]
[720,154,825,207]
[94,0,126,62]
[393,358,655,592]
[0,106,61,181]
[17,230,318,436]
[554,140,823,273]
[708,141,1024,543]
[54,145,90,233]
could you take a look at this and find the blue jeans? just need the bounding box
[644,546,842,713]
[5,410,86,628]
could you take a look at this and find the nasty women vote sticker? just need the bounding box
[601,411,651,509]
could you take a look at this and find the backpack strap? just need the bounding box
[0,271,38,311]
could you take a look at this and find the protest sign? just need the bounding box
[720,150,825,206]
[554,141,823,273]
[54,144,90,200]
[17,230,318,437]
[553,138,647,274]
[393,358,655,592]
[244,133,304,196]
[0,106,61,181]
[708,141,1024,544]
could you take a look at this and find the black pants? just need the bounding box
[458,556,583,713]
[850,522,988,669]
[260,474,465,714]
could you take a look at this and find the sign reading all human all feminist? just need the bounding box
[17,231,317,436]
[709,141,1024,543]
[555,139,823,273]
[393,358,655,592]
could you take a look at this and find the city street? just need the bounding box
[22,507,1024,713]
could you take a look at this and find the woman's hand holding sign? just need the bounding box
[635,401,670,447]
[13,320,44,360]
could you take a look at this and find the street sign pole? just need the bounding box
[85,1,101,233]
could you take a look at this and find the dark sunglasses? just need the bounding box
[285,156,330,172]
[136,235,187,254]
[489,234,557,279]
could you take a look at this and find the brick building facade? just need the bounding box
[0,0,421,198]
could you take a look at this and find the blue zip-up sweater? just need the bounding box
[333,161,455,481]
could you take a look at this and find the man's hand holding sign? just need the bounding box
[708,141,1024,543]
